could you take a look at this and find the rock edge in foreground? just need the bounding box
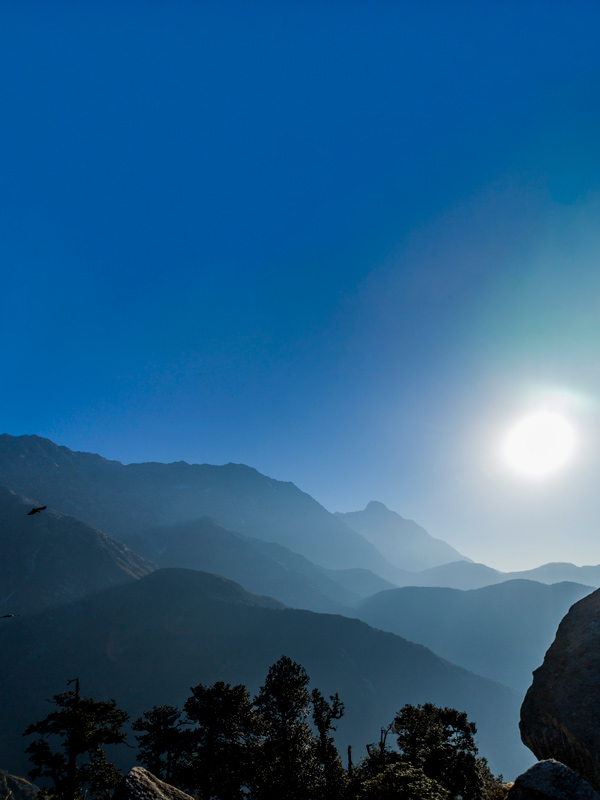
[112,767,194,800]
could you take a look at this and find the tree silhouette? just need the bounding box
[23,679,129,800]
[23,668,504,800]
[392,703,485,800]
[132,704,184,784]
[182,680,262,800]
[311,689,346,800]
[253,656,317,800]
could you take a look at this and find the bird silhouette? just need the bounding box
[1,614,19,618]
[27,505,47,516]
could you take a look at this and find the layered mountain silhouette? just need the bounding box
[2,435,598,593]
[506,562,600,587]
[0,568,532,782]
[0,485,153,616]
[336,501,468,571]
[321,566,398,598]
[387,559,600,591]
[390,559,504,590]
[132,517,359,613]
[356,579,593,691]
[0,435,399,578]
[2,431,594,785]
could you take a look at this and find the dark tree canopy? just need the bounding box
[311,689,347,800]
[182,680,262,800]
[23,663,505,800]
[253,656,318,800]
[23,681,128,800]
[132,704,183,784]
[392,703,486,800]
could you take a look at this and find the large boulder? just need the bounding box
[506,760,600,800]
[520,587,600,790]
[0,770,39,800]
[112,767,194,800]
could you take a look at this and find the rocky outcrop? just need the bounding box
[0,770,39,800]
[520,587,600,790]
[507,760,600,800]
[112,767,194,800]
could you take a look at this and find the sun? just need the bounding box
[503,411,576,478]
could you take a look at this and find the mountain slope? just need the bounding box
[0,569,532,781]
[336,501,468,570]
[392,560,503,590]
[356,579,593,691]
[0,434,397,576]
[388,560,600,591]
[132,517,358,613]
[509,562,600,587]
[322,567,399,599]
[0,484,154,615]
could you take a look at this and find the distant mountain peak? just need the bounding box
[365,500,388,511]
[352,500,427,528]
[336,502,469,572]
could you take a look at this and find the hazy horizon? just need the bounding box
[3,2,600,572]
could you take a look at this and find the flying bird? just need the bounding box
[27,505,47,516]
[1,614,19,618]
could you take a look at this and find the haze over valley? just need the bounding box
[2,433,599,785]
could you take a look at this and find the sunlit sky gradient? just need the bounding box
[3,2,600,571]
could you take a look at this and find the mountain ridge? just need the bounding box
[132,516,358,613]
[0,435,400,577]
[356,578,594,691]
[387,558,600,591]
[0,484,154,616]
[0,568,532,781]
[336,500,469,571]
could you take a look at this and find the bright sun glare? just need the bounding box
[503,411,576,478]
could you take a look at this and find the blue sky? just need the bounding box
[3,1,600,569]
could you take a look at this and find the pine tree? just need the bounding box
[132,704,184,785]
[311,689,346,800]
[183,680,262,800]
[253,656,317,800]
[23,679,129,800]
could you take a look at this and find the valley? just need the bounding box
[0,433,595,784]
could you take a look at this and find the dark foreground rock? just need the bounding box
[520,587,600,790]
[112,767,194,800]
[0,769,39,799]
[507,760,600,800]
